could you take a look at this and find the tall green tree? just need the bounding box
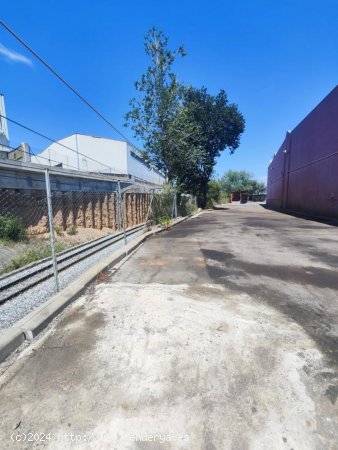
[125,28,245,207]
[161,102,206,194]
[220,170,266,194]
[125,27,185,177]
[176,87,245,206]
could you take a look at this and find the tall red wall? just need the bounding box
[267,86,338,218]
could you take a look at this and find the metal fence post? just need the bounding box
[144,189,154,226]
[44,168,59,292]
[171,192,177,219]
[116,185,121,231]
[117,181,127,245]
[174,193,177,219]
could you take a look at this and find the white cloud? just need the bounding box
[0,43,33,66]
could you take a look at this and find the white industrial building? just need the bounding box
[0,95,164,185]
[31,134,165,185]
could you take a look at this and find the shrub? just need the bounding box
[66,226,77,235]
[54,226,63,237]
[149,183,176,223]
[158,215,171,229]
[0,215,26,241]
[206,180,221,208]
[180,196,197,216]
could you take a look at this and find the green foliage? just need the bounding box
[158,215,171,229]
[0,215,26,242]
[125,28,245,206]
[219,192,230,204]
[2,242,65,274]
[220,170,266,195]
[66,226,77,235]
[175,87,245,207]
[206,180,222,208]
[249,180,267,195]
[150,183,176,223]
[125,27,185,175]
[179,195,197,216]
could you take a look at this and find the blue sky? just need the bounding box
[1,0,337,182]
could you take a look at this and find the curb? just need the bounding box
[0,213,198,363]
[0,327,26,363]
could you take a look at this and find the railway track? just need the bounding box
[0,224,145,305]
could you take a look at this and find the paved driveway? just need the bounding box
[0,205,337,449]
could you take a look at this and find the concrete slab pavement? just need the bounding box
[0,205,337,449]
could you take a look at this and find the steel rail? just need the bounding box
[0,224,145,305]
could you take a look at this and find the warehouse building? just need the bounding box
[30,134,165,185]
[0,94,164,185]
[267,85,338,218]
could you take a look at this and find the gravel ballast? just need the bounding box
[0,229,144,330]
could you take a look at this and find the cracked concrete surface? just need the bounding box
[0,205,337,449]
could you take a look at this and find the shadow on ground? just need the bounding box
[261,205,338,228]
[201,246,338,404]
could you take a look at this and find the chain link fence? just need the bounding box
[0,168,196,294]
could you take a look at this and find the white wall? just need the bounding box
[127,145,165,184]
[32,135,128,174]
[76,135,128,174]
[32,134,165,184]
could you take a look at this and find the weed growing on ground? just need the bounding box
[66,226,77,235]
[1,242,65,274]
[159,215,171,230]
[54,226,63,237]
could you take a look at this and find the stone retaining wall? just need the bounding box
[0,189,151,234]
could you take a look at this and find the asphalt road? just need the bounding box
[0,204,337,449]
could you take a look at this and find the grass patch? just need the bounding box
[0,215,26,242]
[1,242,65,274]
